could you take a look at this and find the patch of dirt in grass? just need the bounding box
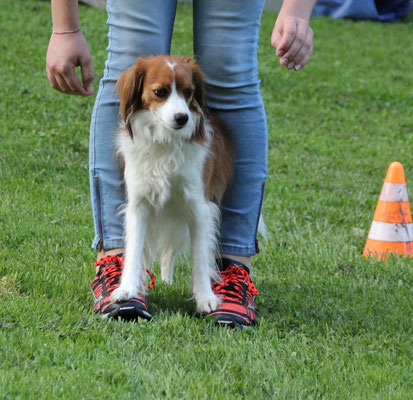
[0,273,20,296]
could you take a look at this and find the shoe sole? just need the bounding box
[101,301,152,321]
[205,313,256,328]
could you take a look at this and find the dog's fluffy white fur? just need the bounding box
[110,56,233,313]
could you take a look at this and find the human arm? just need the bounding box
[271,0,317,71]
[46,0,94,96]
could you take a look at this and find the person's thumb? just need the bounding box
[81,57,94,95]
[271,27,282,55]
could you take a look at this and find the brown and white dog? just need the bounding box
[110,55,233,313]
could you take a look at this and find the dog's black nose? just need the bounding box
[174,113,189,128]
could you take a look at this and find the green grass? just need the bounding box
[1,1,413,398]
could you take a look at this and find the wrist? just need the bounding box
[279,0,317,22]
[52,27,81,35]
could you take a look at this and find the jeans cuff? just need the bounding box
[91,237,125,251]
[219,243,257,257]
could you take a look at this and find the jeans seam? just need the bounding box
[93,175,105,250]
[167,0,178,54]
[253,180,266,254]
[104,1,114,79]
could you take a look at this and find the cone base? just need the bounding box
[363,239,413,261]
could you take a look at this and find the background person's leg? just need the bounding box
[193,0,268,265]
[89,0,178,257]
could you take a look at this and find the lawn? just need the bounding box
[1,1,413,398]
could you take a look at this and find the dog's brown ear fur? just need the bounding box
[186,59,206,141]
[181,56,193,64]
[116,59,147,139]
[189,61,206,111]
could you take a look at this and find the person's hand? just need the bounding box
[46,31,94,96]
[271,15,314,71]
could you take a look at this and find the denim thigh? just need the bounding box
[89,0,177,250]
[193,0,268,256]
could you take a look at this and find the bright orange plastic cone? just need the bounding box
[363,162,413,261]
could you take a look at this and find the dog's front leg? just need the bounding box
[189,201,221,314]
[111,203,148,302]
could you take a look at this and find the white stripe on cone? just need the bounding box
[379,183,409,202]
[367,221,413,242]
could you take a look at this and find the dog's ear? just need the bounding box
[183,59,206,141]
[116,59,147,139]
[181,56,193,64]
[185,59,205,111]
[194,112,206,142]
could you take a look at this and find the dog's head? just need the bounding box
[116,55,205,142]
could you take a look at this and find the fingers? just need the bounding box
[47,67,73,94]
[62,68,86,95]
[47,63,93,96]
[65,68,89,95]
[271,17,314,71]
[46,69,60,92]
[291,34,313,71]
[280,21,310,68]
[55,73,72,93]
[272,18,297,59]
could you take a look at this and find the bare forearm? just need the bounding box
[279,0,317,21]
[51,0,80,31]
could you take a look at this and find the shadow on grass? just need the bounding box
[149,282,198,318]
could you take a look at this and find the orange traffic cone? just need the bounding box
[363,161,413,261]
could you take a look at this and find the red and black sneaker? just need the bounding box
[208,257,259,328]
[90,254,154,321]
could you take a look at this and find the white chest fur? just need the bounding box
[118,128,208,210]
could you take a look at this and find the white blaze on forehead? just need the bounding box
[167,61,176,72]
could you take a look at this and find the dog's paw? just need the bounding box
[195,293,222,314]
[111,285,137,303]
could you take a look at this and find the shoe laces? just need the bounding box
[212,265,258,303]
[94,254,156,290]
[94,254,121,269]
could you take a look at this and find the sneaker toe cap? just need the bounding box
[207,310,255,328]
[102,300,152,321]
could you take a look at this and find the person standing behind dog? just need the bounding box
[46,0,316,327]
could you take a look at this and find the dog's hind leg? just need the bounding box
[158,218,188,285]
[160,248,175,285]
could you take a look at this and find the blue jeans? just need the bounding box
[89,0,268,256]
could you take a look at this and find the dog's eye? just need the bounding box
[183,88,193,99]
[154,88,168,99]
